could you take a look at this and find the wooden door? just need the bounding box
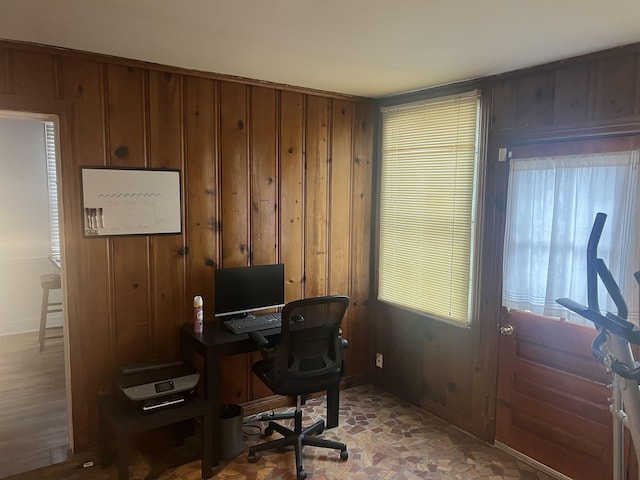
[494,135,640,479]
[496,309,613,479]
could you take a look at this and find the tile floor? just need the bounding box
[5,385,555,480]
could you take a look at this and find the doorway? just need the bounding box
[0,113,69,477]
[494,136,640,480]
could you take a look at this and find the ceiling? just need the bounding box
[1,0,640,98]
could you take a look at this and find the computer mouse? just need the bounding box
[291,314,305,323]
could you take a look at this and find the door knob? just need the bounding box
[498,324,514,336]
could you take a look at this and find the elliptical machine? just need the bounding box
[557,212,640,480]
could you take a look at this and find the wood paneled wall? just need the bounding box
[371,42,640,442]
[490,45,640,139]
[0,41,374,449]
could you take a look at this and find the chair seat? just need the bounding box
[40,273,61,289]
[252,361,342,396]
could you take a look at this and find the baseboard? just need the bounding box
[494,441,573,480]
[242,393,292,417]
[0,314,63,337]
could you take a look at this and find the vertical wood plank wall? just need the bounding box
[0,41,374,449]
[372,43,640,442]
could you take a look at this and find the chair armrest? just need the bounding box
[249,332,276,361]
[339,336,348,376]
[249,331,269,347]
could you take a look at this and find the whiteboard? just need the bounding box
[81,168,182,236]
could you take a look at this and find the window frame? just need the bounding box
[374,89,486,327]
[501,136,640,325]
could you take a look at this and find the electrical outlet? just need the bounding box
[375,352,383,368]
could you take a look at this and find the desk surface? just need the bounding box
[180,320,281,356]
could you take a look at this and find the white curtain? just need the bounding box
[502,150,640,325]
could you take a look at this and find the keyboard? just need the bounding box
[224,312,282,335]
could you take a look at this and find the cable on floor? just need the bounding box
[242,409,275,436]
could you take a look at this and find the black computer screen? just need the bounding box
[214,264,285,317]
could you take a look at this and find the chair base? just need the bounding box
[248,407,347,480]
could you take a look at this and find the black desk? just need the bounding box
[98,394,212,479]
[179,321,341,466]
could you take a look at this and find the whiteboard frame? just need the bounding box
[81,167,182,237]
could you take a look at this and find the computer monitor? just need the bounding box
[214,264,285,318]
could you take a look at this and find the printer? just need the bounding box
[115,361,200,412]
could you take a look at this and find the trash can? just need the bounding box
[219,404,243,459]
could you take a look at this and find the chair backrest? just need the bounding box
[275,295,350,381]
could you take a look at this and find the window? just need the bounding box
[502,148,640,325]
[378,91,481,325]
[44,121,60,266]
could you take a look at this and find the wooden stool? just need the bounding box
[39,273,63,351]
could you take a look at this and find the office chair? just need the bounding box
[247,295,350,480]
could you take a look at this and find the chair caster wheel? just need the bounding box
[297,468,307,480]
[247,453,257,463]
[340,449,348,460]
[265,426,274,436]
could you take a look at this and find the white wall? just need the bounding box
[0,117,62,335]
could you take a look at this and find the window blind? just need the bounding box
[378,91,480,324]
[44,121,60,265]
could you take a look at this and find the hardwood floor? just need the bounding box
[0,331,68,478]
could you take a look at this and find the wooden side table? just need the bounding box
[98,394,212,479]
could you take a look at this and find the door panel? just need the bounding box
[496,309,612,479]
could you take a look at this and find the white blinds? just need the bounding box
[44,121,60,265]
[378,91,480,324]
